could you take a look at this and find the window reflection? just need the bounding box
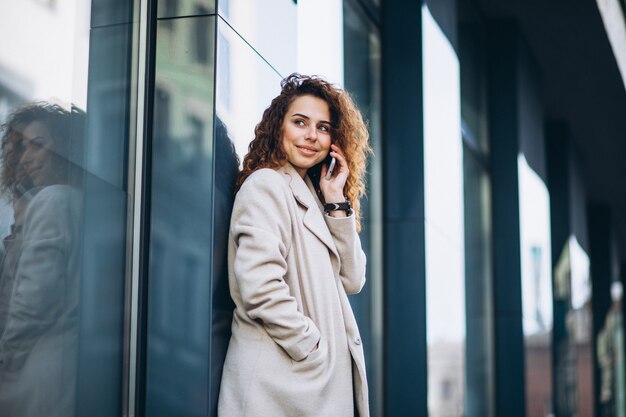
[146,15,217,417]
[215,19,281,162]
[459,2,495,415]
[597,280,625,415]
[0,102,84,417]
[518,153,553,417]
[193,9,212,64]
[0,0,135,415]
[218,0,297,76]
[569,237,594,416]
[554,236,593,416]
[211,15,290,416]
[463,150,494,417]
[157,0,215,19]
[343,1,383,416]
[422,5,465,417]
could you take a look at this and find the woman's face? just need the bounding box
[19,120,65,187]
[280,95,332,178]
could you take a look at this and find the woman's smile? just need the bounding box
[296,145,319,156]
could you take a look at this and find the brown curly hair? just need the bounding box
[0,101,84,196]
[236,73,372,231]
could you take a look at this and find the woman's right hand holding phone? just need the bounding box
[320,144,349,216]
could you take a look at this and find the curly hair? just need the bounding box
[236,73,372,232]
[0,101,84,196]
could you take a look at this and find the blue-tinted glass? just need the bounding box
[459,7,489,154]
[211,18,282,415]
[78,21,137,417]
[518,154,554,416]
[422,5,466,416]
[145,15,216,417]
[157,0,215,19]
[0,1,136,416]
[463,148,494,417]
[215,19,281,161]
[459,2,495,416]
[218,0,297,76]
[344,1,383,416]
[92,0,134,27]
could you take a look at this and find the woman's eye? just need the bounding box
[294,120,305,126]
[29,140,45,149]
[318,125,330,132]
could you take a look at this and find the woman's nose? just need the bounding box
[19,148,34,168]
[305,125,318,140]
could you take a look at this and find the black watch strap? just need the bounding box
[324,199,352,214]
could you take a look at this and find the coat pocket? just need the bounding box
[291,335,327,371]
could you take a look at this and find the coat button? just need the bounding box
[354,337,361,345]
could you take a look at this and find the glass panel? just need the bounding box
[343,1,383,416]
[78,22,136,417]
[358,0,381,15]
[0,1,137,416]
[458,1,489,154]
[553,236,593,416]
[92,0,134,27]
[463,148,495,417]
[215,19,282,162]
[422,5,466,416]
[157,0,215,19]
[211,17,283,416]
[145,16,216,417]
[601,280,625,417]
[218,0,297,76]
[569,237,594,417]
[458,2,495,416]
[297,1,344,83]
[518,154,554,417]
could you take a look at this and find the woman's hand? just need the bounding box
[320,144,349,206]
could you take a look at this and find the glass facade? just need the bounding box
[422,5,466,416]
[157,0,215,18]
[459,2,495,416]
[145,14,216,417]
[553,236,593,416]
[343,0,383,416]
[1,1,624,417]
[519,155,554,416]
[0,0,139,416]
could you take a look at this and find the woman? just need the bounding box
[0,102,83,417]
[218,74,372,417]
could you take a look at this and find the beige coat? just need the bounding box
[0,185,80,417]
[218,163,369,417]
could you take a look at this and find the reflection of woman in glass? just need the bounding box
[218,74,371,417]
[0,102,83,417]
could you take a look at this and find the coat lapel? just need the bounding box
[279,164,339,259]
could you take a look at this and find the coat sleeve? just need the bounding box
[324,213,367,294]
[231,170,320,362]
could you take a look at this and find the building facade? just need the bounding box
[0,0,624,416]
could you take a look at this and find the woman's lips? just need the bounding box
[296,145,318,156]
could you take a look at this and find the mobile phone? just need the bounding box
[325,157,336,180]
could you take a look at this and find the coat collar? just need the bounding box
[278,163,338,258]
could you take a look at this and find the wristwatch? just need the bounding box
[324,199,353,216]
